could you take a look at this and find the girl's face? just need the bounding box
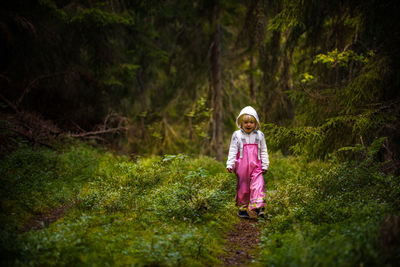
[241,115,256,134]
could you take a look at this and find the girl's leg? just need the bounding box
[248,169,266,210]
[235,156,251,208]
[235,175,250,208]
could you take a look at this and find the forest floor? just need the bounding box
[25,204,263,266]
[3,144,399,266]
[220,217,262,266]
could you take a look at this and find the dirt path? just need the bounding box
[23,203,73,231]
[220,218,262,266]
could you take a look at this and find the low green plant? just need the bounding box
[0,143,100,232]
[4,140,397,266]
[0,143,237,266]
[258,149,400,266]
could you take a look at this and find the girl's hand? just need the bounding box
[227,168,233,173]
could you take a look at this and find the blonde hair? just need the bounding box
[238,114,258,128]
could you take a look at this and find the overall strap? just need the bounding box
[238,131,246,158]
[256,131,261,160]
[255,132,260,144]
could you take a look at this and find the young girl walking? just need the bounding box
[226,106,269,218]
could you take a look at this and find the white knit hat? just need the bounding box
[236,106,260,130]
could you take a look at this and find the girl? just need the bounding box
[226,106,269,218]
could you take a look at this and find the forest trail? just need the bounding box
[23,203,73,232]
[220,218,262,266]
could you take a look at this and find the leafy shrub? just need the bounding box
[149,168,232,222]
[258,151,400,266]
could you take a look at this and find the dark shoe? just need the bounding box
[255,208,265,218]
[237,210,250,218]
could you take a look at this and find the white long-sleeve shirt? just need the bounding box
[226,129,269,170]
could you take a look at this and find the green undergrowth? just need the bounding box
[1,142,399,266]
[259,152,400,266]
[0,143,237,266]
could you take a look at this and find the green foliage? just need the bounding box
[280,46,395,161]
[185,97,213,141]
[262,103,396,160]
[313,49,371,68]
[38,0,68,20]
[0,143,99,232]
[267,0,306,32]
[340,56,390,114]
[0,143,236,266]
[299,72,315,83]
[2,140,399,266]
[258,152,400,266]
[262,123,324,157]
[69,8,135,27]
[255,0,400,168]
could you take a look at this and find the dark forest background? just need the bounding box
[1,0,400,170]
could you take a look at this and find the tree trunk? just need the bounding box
[210,2,223,162]
[260,29,281,122]
[249,51,256,103]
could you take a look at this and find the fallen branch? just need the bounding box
[67,127,128,137]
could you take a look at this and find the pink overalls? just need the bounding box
[234,142,266,211]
